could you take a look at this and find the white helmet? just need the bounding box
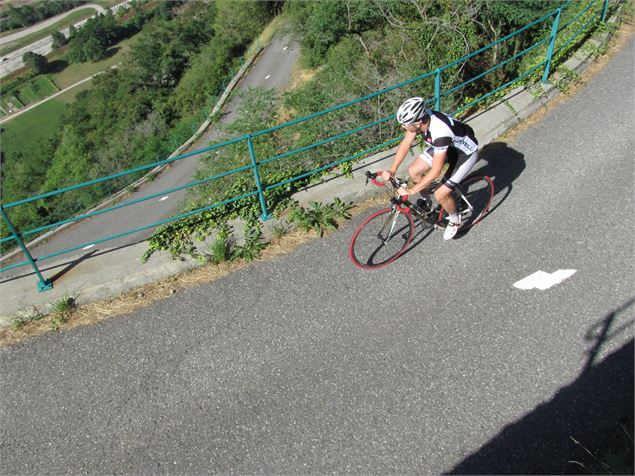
[396,97,429,126]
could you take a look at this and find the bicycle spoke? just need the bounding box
[350,208,414,269]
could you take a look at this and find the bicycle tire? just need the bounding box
[437,175,494,229]
[349,207,414,269]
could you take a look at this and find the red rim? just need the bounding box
[349,208,415,270]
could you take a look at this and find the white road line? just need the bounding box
[265,74,271,80]
[158,196,169,202]
[82,244,95,250]
[513,269,577,290]
[283,46,289,50]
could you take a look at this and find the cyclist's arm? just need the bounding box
[383,130,417,179]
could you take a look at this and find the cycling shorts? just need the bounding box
[419,145,478,190]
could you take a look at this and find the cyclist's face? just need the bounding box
[402,122,423,133]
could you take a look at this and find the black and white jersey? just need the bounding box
[422,111,478,157]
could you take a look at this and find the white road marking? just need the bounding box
[159,196,169,202]
[265,74,271,80]
[513,269,577,290]
[82,244,95,250]
[283,46,288,50]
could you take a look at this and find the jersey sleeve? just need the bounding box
[432,136,452,153]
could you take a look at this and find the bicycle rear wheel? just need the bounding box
[349,207,414,269]
[438,175,494,229]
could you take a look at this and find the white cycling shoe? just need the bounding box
[443,219,462,240]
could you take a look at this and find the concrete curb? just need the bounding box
[0,12,626,329]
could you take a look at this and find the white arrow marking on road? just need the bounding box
[159,196,169,202]
[513,269,577,290]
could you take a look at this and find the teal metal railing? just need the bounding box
[0,0,614,290]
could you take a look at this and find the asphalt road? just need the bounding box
[0,38,632,474]
[1,34,300,274]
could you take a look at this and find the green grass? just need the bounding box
[51,39,131,89]
[0,9,99,57]
[55,77,95,101]
[0,91,23,113]
[0,99,66,165]
[13,75,59,104]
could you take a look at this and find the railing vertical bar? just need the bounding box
[247,136,271,221]
[601,0,609,21]
[434,68,442,110]
[0,206,52,291]
[542,8,563,83]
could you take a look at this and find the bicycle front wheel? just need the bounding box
[349,207,414,269]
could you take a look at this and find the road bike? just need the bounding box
[349,171,494,269]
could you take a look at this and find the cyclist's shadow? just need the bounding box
[402,141,525,252]
[473,141,526,218]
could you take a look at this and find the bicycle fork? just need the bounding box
[378,208,404,244]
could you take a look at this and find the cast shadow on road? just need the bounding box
[445,298,635,475]
[468,141,526,224]
[452,141,525,241]
[0,240,139,286]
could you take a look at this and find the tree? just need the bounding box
[212,0,272,52]
[22,51,48,74]
[51,31,68,50]
[67,12,121,63]
[83,36,109,62]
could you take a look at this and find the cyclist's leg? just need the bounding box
[434,149,478,215]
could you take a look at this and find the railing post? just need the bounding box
[0,205,52,291]
[542,8,562,83]
[601,0,609,22]
[434,68,442,110]
[247,135,271,221]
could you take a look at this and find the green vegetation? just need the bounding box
[199,223,267,265]
[0,74,58,113]
[288,199,353,237]
[66,9,130,63]
[1,99,66,227]
[9,306,45,330]
[22,51,49,74]
[49,294,76,314]
[51,39,131,88]
[7,294,77,332]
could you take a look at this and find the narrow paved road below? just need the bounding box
[0,38,632,474]
[0,34,300,277]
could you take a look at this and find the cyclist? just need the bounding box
[382,97,479,240]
